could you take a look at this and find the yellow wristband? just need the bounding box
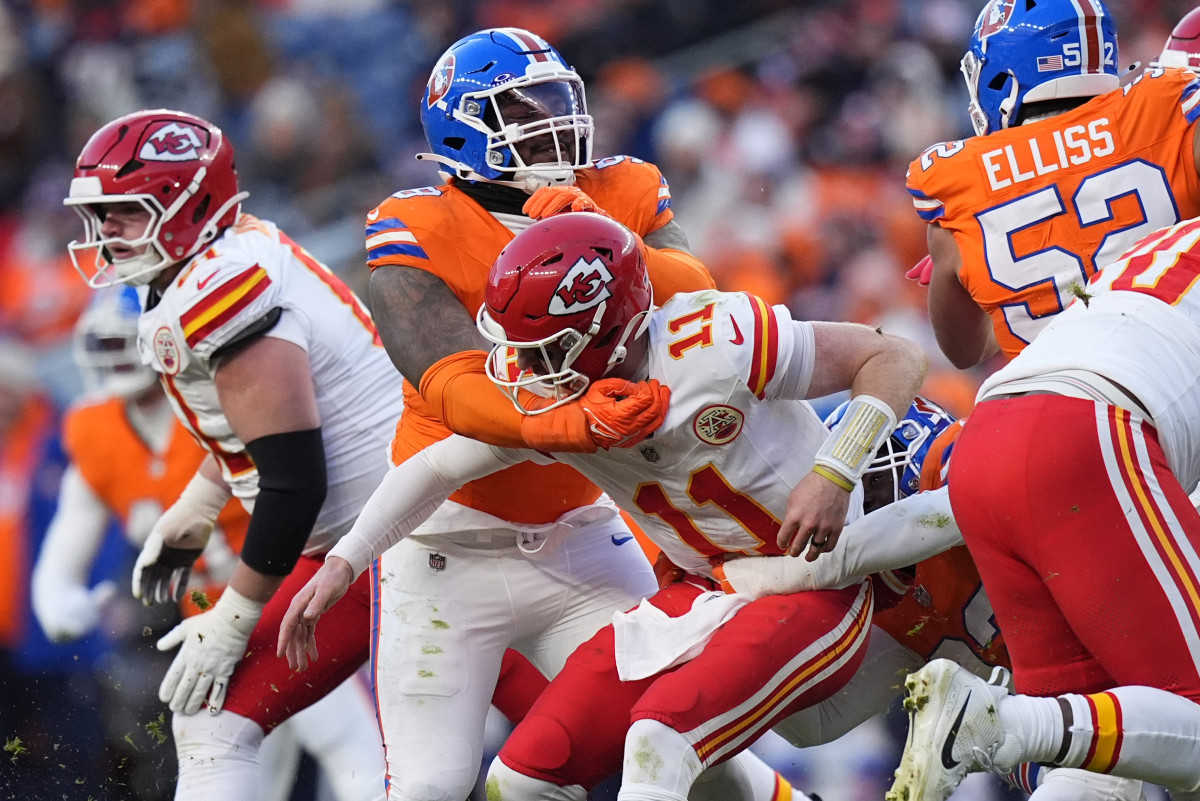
[812,464,855,492]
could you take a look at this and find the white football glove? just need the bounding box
[156,587,264,715]
[32,580,118,641]
[133,472,230,605]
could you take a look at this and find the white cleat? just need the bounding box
[885,659,1010,801]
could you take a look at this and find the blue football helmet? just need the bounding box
[961,0,1120,136]
[824,395,957,506]
[74,284,156,398]
[418,28,594,190]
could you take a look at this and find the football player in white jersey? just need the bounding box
[880,216,1200,801]
[278,211,928,801]
[62,109,399,801]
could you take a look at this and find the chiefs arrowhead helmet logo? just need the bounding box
[139,122,205,162]
[548,257,614,316]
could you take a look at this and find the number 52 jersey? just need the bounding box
[907,66,1200,360]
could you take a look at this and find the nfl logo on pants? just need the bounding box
[429,553,446,571]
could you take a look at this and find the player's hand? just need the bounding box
[32,580,118,642]
[776,470,853,559]
[653,550,686,589]
[906,255,934,286]
[582,378,669,448]
[522,186,612,220]
[133,525,206,606]
[277,557,354,672]
[156,588,263,715]
[519,378,669,452]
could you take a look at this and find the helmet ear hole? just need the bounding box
[192,194,211,225]
[593,326,620,350]
[988,73,1009,91]
[115,160,143,179]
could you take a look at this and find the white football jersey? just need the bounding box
[552,290,861,575]
[980,218,1200,494]
[137,214,404,554]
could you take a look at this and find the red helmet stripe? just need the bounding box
[1071,0,1105,74]
[498,28,552,62]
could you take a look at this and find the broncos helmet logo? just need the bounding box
[427,55,456,108]
[978,0,1016,41]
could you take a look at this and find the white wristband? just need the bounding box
[213,587,266,637]
[813,394,897,490]
[179,471,233,520]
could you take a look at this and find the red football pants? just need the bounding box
[949,395,1200,699]
[498,578,872,788]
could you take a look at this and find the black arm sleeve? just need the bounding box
[239,427,328,576]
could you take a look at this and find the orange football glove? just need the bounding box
[523,186,613,220]
[710,562,735,594]
[518,377,669,453]
[653,550,687,589]
[906,254,934,286]
[580,378,669,449]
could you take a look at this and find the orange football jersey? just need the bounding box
[908,67,1200,360]
[366,157,681,524]
[63,397,249,615]
[871,421,1010,672]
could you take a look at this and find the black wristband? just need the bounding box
[239,428,328,576]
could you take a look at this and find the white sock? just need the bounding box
[995,694,1063,768]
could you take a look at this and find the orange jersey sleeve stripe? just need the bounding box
[745,293,778,399]
[1081,691,1123,774]
[180,265,271,348]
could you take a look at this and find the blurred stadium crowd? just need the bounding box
[0,0,1194,798]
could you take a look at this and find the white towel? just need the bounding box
[612,590,752,681]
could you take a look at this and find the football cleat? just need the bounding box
[886,659,1011,801]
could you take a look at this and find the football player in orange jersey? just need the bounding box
[360,27,792,801]
[30,286,388,801]
[908,0,1200,369]
[284,211,930,801]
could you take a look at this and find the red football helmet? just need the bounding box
[1157,7,1200,70]
[63,109,247,288]
[476,212,653,412]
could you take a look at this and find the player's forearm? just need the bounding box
[34,466,110,587]
[419,351,532,448]
[327,436,513,577]
[723,486,964,597]
[850,333,929,420]
[225,562,287,603]
[836,485,963,577]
